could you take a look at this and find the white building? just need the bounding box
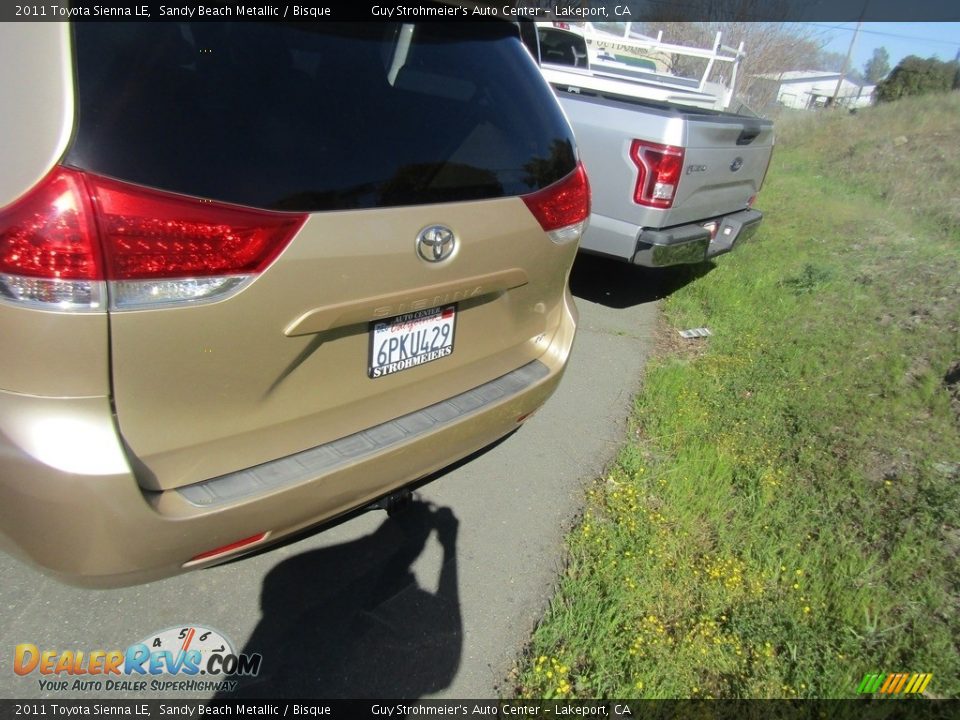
[757,71,875,109]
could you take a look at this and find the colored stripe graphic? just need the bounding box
[879,674,897,693]
[857,674,883,693]
[860,672,932,695]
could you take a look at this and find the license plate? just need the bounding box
[368,305,456,379]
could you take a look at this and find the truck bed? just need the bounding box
[551,80,774,265]
[528,24,775,267]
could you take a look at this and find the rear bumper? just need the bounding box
[632,209,763,267]
[0,291,577,587]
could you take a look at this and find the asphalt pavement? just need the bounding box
[0,255,694,700]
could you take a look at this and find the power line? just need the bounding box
[798,22,960,47]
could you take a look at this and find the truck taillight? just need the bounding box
[630,140,685,209]
[0,166,306,311]
[522,162,591,244]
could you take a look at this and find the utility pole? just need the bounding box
[831,21,862,108]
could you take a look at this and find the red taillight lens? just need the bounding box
[90,174,305,281]
[0,169,102,280]
[522,163,590,243]
[630,140,685,209]
[0,166,307,311]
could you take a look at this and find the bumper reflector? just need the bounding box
[187,532,268,565]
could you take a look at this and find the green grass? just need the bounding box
[514,95,960,699]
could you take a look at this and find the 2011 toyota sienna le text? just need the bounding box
[0,21,589,586]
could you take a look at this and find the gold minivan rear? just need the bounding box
[0,22,587,586]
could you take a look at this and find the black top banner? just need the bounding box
[1,700,960,720]
[3,0,959,22]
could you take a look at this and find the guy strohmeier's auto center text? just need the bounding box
[370,5,629,18]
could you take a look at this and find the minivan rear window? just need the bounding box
[67,22,577,212]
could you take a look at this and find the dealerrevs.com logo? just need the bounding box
[14,625,262,694]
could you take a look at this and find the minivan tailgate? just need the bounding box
[108,199,574,491]
[67,20,583,493]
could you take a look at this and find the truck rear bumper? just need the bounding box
[632,209,763,267]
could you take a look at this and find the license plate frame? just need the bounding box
[368,305,457,379]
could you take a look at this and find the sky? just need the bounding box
[809,22,960,74]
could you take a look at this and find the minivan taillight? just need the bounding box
[0,169,104,310]
[630,140,685,209]
[522,162,590,244]
[0,167,307,311]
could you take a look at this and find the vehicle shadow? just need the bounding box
[569,253,714,308]
[216,499,461,699]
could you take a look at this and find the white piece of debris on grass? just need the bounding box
[679,327,712,339]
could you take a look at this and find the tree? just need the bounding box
[813,50,864,84]
[818,50,848,73]
[874,55,960,102]
[863,47,891,84]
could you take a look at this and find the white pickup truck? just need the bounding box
[524,24,775,267]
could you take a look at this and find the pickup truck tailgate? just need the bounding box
[670,117,774,227]
[554,90,773,240]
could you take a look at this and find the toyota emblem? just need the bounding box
[416,225,457,263]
